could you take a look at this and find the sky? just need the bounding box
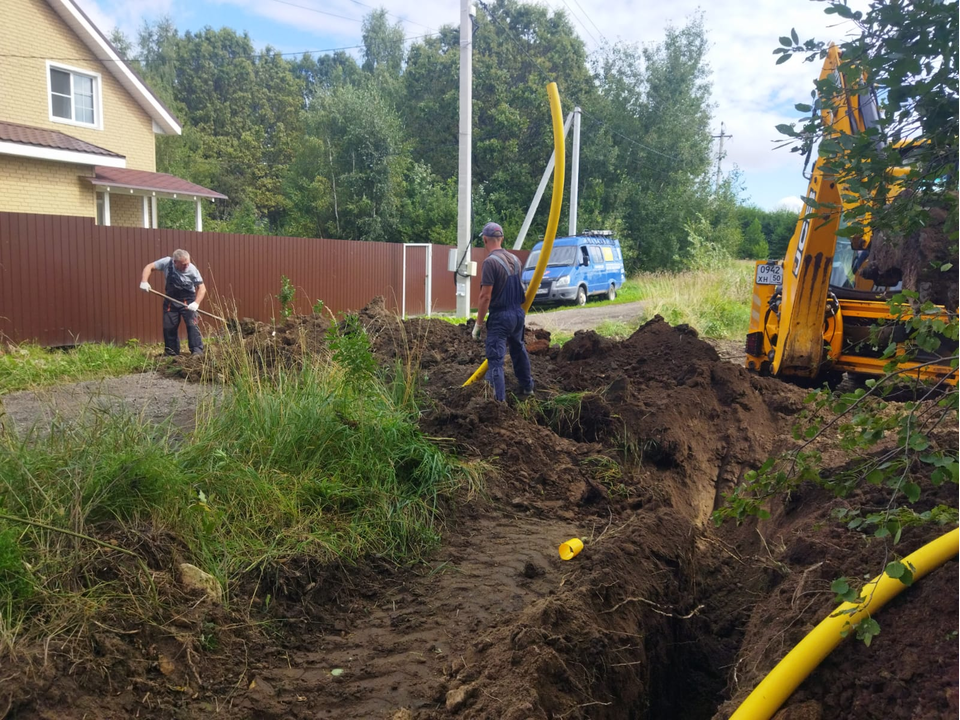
[75,0,868,213]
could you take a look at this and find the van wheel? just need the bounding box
[575,286,587,306]
[607,284,617,301]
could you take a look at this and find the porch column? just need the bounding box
[151,196,158,229]
[142,196,149,228]
[195,198,203,232]
[103,190,111,226]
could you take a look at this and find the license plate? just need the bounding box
[536,288,547,294]
[755,264,783,286]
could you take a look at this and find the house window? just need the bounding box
[47,63,100,128]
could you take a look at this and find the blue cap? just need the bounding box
[481,222,504,238]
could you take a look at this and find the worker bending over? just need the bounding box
[140,249,206,356]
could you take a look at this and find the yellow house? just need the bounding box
[0,0,225,229]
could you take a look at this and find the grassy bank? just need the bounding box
[600,261,754,340]
[0,321,476,648]
[0,341,158,393]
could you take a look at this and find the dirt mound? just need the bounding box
[5,301,955,719]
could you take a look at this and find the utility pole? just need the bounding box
[712,122,732,191]
[569,106,581,237]
[455,0,475,319]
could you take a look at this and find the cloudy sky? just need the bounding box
[75,0,866,212]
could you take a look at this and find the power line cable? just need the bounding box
[569,0,608,46]
[474,0,679,162]
[267,0,363,24]
[335,0,438,32]
[554,0,599,47]
[0,34,439,62]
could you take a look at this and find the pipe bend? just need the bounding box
[464,82,565,386]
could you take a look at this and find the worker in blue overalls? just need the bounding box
[472,222,535,401]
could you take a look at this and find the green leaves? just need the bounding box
[885,560,915,586]
[831,577,859,603]
[855,617,881,646]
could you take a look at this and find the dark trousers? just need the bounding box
[163,300,203,356]
[485,306,534,402]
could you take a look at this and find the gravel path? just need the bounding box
[1,372,214,437]
[525,300,648,335]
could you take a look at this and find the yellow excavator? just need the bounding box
[744,44,957,386]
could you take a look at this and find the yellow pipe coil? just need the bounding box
[730,526,960,720]
[463,81,565,387]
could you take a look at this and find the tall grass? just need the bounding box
[612,261,754,340]
[0,318,473,647]
[0,341,157,393]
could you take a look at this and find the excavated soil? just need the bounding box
[3,300,957,719]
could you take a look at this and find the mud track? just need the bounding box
[3,303,957,719]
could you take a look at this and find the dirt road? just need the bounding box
[525,300,647,335]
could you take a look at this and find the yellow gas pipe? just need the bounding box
[730,526,959,720]
[463,82,565,387]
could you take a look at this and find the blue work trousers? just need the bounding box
[485,306,534,402]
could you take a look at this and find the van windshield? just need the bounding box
[524,246,578,269]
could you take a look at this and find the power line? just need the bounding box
[569,0,608,46]
[335,0,438,32]
[554,0,599,47]
[474,0,679,163]
[267,0,437,33]
[0,34,439,62]
[267,0,362,24]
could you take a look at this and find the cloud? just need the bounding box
[775,195,804,212]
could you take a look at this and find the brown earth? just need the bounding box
[2,301,957,720]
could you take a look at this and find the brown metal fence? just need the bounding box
[0,212,529,347]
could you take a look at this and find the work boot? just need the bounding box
[519,385,535,397]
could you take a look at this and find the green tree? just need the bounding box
[762,207,798,258]
[285,83,408,242]
[740,218,769,259]
[599,16,711,270]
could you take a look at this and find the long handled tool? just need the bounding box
[148,287,227,323]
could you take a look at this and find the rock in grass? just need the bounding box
[179,563,223,604]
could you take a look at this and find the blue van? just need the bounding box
[522,232,626,306]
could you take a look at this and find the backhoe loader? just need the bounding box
[744,44,957,386]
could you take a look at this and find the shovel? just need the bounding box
[148,287,227,323]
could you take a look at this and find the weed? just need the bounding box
[276,275,296,319]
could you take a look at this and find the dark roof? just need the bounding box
[87,167,228,200]
[0,120,124,158]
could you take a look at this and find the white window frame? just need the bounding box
[46,61,103,130]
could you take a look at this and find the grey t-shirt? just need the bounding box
[154,257,203,294]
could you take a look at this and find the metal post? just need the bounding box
[513,112,574,250]
[195,199,203,232]
[569,106,581,236]
[142,196,149,228]
[103,190,111,226]
[151,195,158,229]
[455,0,475,318]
